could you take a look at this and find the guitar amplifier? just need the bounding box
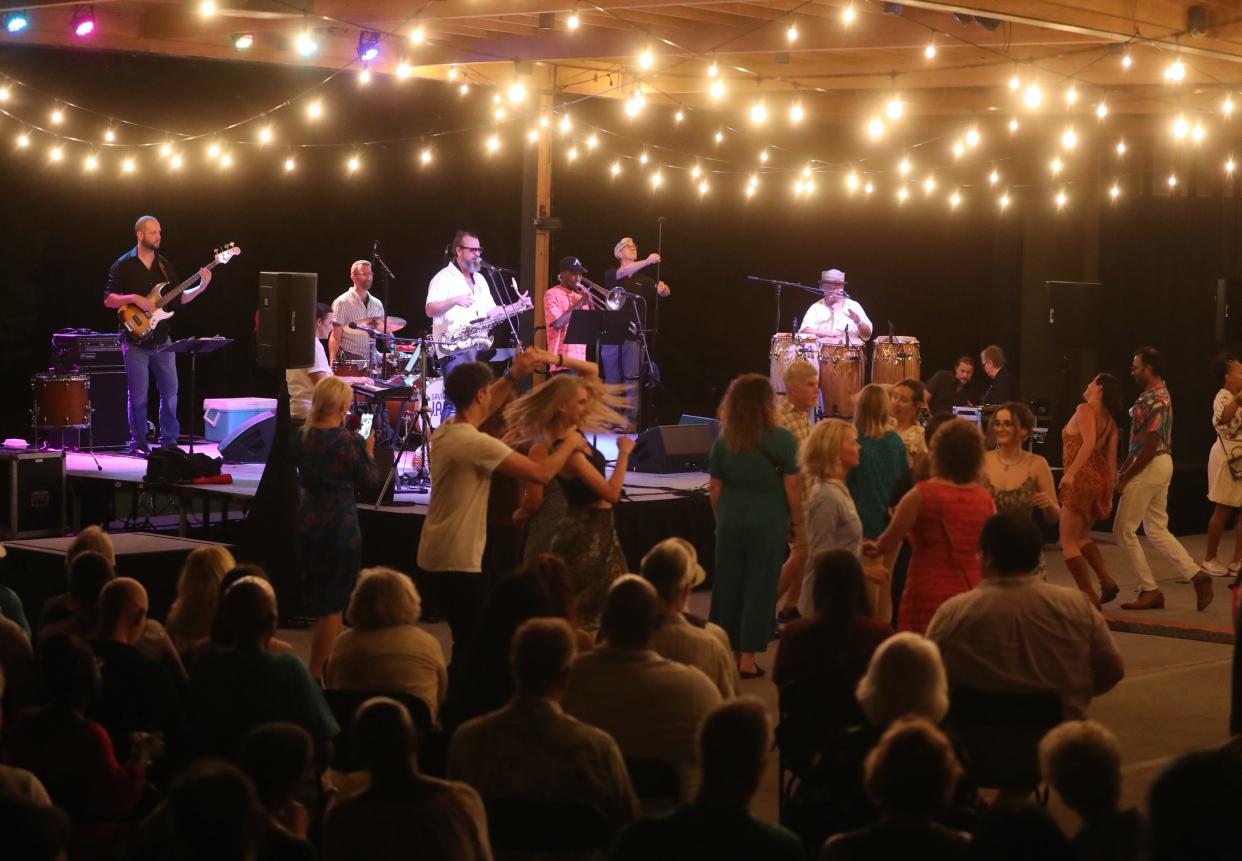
[51,329,123,370]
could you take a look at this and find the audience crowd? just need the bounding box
[0,352,1239,861]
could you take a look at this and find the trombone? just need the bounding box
[580,275,628,311]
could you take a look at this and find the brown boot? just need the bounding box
[1065,556,1101,608]
[1080,542,1120,605]
[1120,589,1165,610]
[1192,571,1215,612]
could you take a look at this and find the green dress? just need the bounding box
[709,427,799,653]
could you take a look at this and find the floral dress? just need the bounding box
[292,426,379,616]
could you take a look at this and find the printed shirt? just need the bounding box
[543,285,589,370]
[331,287,384,361]
[774,397,812,451]
[1128,384,1173,458]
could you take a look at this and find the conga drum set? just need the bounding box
[768,332,921,418]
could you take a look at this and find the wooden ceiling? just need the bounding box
[3,0,1242,119]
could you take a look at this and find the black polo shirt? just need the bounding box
[105,245,181,345]
[603,267,658,335]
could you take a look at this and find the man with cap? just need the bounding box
[545,256,591,373]
[603,238,671,427]
[798,269,873,343]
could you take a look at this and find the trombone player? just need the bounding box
[545,255,626,373]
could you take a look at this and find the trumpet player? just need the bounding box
[545,256,591,372]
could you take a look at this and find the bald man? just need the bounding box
[90,578,182,760]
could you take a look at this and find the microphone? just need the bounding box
[373,239,381,258]
[480,260,515,272]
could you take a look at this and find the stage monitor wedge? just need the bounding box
[257,271,317,370]
[628,423,717,473]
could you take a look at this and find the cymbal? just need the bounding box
[355,315,407,334]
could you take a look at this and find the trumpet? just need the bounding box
[580,275,628,311]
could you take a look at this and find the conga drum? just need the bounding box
[769,333,819,393]
[818,343,865,417]
[870,336,921,386]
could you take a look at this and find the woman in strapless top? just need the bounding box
[1058,373,1122,607]
[508,358,632,627]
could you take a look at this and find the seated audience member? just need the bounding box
[187,578,337,763]
[925,512,1124,718]
[442,559,583,730]
[1146,748,1242,861]
[132,759,314,861]
[166,545,236,656]
[0,609,34,718]
[325,567,447,716]
[39,525,116,629]
[210,565,295,654]
[820,717,970,861]
[39,549,114,639]
[563,575,722,801]
[664,539,726,639]
[0,797,70,860]
[967,804,1071,861]
[856,632,950,728]
[323,697,491,861]
[641,538,739,698]
[0,666,52,807]
[5,635,156,837]
[89,578,183,760]
[524,554,597,652]
[1039,720,1143,861]
[239,723,316,841]
[0,547,32,637]
[610,698,804,861]
[774,551,892,748]
[448,618,638,832]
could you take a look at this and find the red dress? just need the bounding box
[898,479,994,634]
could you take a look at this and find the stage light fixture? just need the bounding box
[232,32,254,50]
[71,5,95,38]
[4,12,29,33]
[357,31,381,63]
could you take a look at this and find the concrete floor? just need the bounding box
[282,529,1238,836]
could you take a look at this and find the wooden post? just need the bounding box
[520,64,555,374]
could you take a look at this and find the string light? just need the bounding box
[448,66,458,80]
[1167,173,1177,187]
[409,24,424,45]
[759,149,769,163]
[258,126,273,144]
[1023,83,1042,108]
[159,142,172,158]
[567,7,579,29]
[842,4,856,24]
[567,147,578,161]
[1061,127,1077,149]
[674,109,685,123]
[358,69,371,85]
[922,176,936,194]
[396,62,412,79]
[707,61,718,78]
[952,141,965,158]
[84,153,97,171]
[1096,102,1108,119]
[639,150,649,165]
[559,114,571,133]
[1109,183,1120,200]
[1193,124,1206,142]
[750,102,767,124]
[284,157,296,172]
[1065,86,1078,105]
[50,108,64,125]
[802,165,812,178]
[1008,118,1019,132]
[1121,52,1132,69]
[790,103,804,123]
[714,130,724,143]
[864,181,874,194]
[493,107,506,121]
[638,46,654,70]
[1116,140,1126,155]
[964,128,980,147]
[999,192,1011,209]
[586,134,598,149]
[200,0,215,15]
[1165,58,1186,82]
[1050,157,1063,175]
[949,190,961,209]
[508,80,527,103]
[924,40,936,59]
[691,163,701,178]
[1172,115,1189,139]
[651,171,662,188]
[1229,157,1237,174]
[1008,74,1020,91]
[49,146,63,163]
[1055,189,1068,208]
[307,100,323,120]
[16,133,29,148]
[122,157,135,173]
[867,118,884,138]
[698,180,709,195]
[611,161,621,176]
[232,32,254,50]
[207,142,221,159]
[897,187,909,202]
[886,96,903,120]
[1225,96,1235,116]
[296,29,317,57]
[0,86,8,101]
[486,134,500,153]
[786,23,797,42]
[527,129,539,143]
[846,172,859,192]
[898,158,911,176]
[709,80,725,100]
[539,115,550,129]
[347,154,360,172]
[170,154,182,170]
[459,83,469,95]
[989,169,999,185]
[219,153,233,168]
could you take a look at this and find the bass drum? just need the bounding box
[870,336,921,386]
[32,373,90,428]
[818,343,865,418]
[769,333,819,393]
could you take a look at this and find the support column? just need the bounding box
[521,65,555,367]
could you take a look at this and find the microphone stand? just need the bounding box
[373,242,397,373]
[480,264,524,354]
[747,275,823,333]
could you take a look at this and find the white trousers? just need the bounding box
[1112,454,1199,592]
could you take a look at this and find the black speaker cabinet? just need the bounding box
[628,424,716,474]
[218,411,277,463]
[0,450,66,539]
[257,272,318,370]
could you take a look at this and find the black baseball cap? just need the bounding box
[559,256,587,274]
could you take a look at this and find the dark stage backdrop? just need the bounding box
[0,44,1239,492]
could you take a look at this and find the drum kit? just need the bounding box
[769,332,921,418]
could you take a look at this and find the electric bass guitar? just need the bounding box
[117,242,240,339]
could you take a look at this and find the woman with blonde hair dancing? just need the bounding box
[507,360,632,626]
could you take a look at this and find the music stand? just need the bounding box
[565,309,631,357]
[157,337,233,455]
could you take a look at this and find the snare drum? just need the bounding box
[818,343,865,418]
[870,336,921,386]
[769,333,819,393]
[32,373,90,428]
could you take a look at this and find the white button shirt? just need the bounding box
[427,262,498,357]
[798,296,872,343]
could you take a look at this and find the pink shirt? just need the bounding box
[544,286,589,370]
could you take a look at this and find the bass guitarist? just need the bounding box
[104,215,212,457]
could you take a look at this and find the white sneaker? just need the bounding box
[1230,562,1242,577]
[1202,559,1231,577]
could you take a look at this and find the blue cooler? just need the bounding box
[203,397,278,443]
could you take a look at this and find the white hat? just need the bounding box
[820,268,846,285]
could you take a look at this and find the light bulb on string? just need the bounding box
[1229,157,1237,174]
[347,155,360,173]
[527,129,539,143]
[1023,83,1041,108]
[750,102,767,124]
[1110,183,1120,200]
[122,157,136,174]
[486,134,500,153]
[284,157,296,172]
[714,130,724,143]
[802,164,812,178]
[507,81,527,103]
[448,66,458,80]
[307,100,323,120]
[200,0,215,16]
[691,163,701,178]
[897,187,909,202]
[1168,173,1177,187]
[1172,115,1189,139]
[790,103,804,123]
[1055,189,1068,208]
[864,181,874,194]
[923,176,936,194]
[1225,96,1235,116]
[1062,127,1077,149]
[567,147,578,162]
[952,141,965,158]
[698,180,709,195]
[707,60,718,78]
[639,150,649,165]
[207,142,221,159]
[296,29,317,57]
[999,192,1010,209]
[675,109,685,123]
[559,114,571,133]
[539,115,550,129]
[638,46,653,70]
[964,127,980,147]
[1009,74,1020,90]
[50,109,64,125]
[950,190,961,209]
[1008,117,1019,132]
[170,154,182,170]
[846,172,859,192]
[924,40,936,59]
[842,5,856,24]
[358,69,371,85]
[610,161,621,177]
[899,157,911,175]
[159,142,172,158]
[651,171,662,188]
[259,126,273,144]
[1165,58,1186,82]
[0,87,9,101]
[219,153,233,168]
[396,61,411,79]
[1096,102,1108,119]
[49,146,63,163]
[459,83,469,95]
[709,80,725,100]
[16,132,29,148]
[1193,123,1205,142]
[1121,52,1132,69]
[567,7,579,29]
[759,149,769,163]
[989,169,999,185]
[867,117,884,138]
[84,153,98,171]
[1116,140,1127,155]
[495,107,507,121]
[886,96,903,120]
[1050,157,1063,175]
[1065,86,1078,105]
[586,134,598,149]
[409,24,424,45]
[786,23,797,42]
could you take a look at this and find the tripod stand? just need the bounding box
[374,335,445,502]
